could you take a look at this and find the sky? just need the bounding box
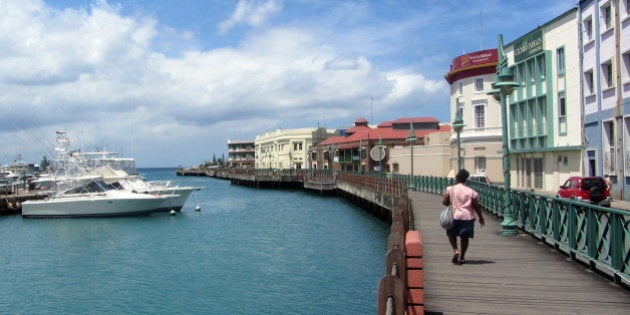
[0,0,576,167]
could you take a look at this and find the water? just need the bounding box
[0,168,388,314]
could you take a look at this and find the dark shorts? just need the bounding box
[447,219,475,238]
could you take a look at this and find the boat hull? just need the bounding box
[22,193,168,218]
[152,187,197,212]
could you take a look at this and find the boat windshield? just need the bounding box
[63,180,110,194]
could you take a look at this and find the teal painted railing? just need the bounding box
[397,174,629,285]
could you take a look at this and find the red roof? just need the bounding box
[317,116,449,148]
[392,117,439,124]
[321,125,451,146]
[354,117,368,124]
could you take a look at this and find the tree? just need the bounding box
[40,156,50,171]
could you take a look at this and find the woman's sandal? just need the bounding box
[459,258,466,265]
[451,253,460,264]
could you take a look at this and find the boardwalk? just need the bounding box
[409,191,630,315]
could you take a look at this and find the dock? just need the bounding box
[408,190,630,314]
[0,191,50,214]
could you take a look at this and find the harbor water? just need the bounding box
[0,168,388,314]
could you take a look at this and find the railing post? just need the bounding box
[609,212,624,284]
[586,208,598,269]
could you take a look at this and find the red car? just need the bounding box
[556,176,611,207]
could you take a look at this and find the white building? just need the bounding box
[445,49,503,182]
[255,127,334,170]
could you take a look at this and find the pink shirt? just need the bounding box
[444,184,479,220]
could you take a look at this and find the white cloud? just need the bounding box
[0,0,452,166]
[217,0,282,33]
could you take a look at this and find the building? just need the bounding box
[311,117,451,174]
[227,140,255,168]
[579,0,630,199]
[444,49,503,181]
[500,8,582,191]
[254,127,334,170]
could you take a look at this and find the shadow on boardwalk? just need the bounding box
[409,191,630,315]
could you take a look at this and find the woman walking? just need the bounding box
[442,169,485,265]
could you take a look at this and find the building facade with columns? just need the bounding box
[254,127,334,170]
[501,8,583,191]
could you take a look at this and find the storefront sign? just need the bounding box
[514,29,543,62]
[450,49,497,72]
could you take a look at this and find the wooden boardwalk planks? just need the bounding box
[409,191,630,315]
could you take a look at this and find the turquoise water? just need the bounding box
[0,168,388,314]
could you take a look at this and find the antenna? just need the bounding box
[370,96,374,124]
[479,11,484,50]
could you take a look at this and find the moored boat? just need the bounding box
[21,179,175,218]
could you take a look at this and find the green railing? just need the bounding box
[397,174,630,285]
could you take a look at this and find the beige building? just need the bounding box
[227,140,255,168]
[255,127,334,169]
[387,129,452,176]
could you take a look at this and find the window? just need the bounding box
[624,51,630,83]
[558,93,567,135]
[556,47,565,73]
[533,158,543,189]
[602,3,612,30]
[474,78,484,92]
[474,103,485,128]
[584,16,593,41]
[602,60,613,89]
[458,82,463,95]
[584,70,594,95]
[536,55,546,79]
[626,0,630,15]
[603,120,616,174]
[474,157,486,174]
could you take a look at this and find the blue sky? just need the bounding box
[0,0,575,167]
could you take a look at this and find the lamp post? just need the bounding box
[488,34,520,236]
[452,115,464,171]
[406,122,417,189]
[358,139,365,173]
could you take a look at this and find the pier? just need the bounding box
[0,191,50,214]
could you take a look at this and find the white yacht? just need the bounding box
[21,179,173,218]
[87,165,201,211]
[22,131,176,218]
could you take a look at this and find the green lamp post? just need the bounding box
[488,34,520,236]
[406,122,417,190]
[452,114,465,171]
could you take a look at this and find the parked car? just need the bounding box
[556,176,611,207]
[469,174,491,184]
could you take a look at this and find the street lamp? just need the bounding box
[488,34,520,236]
[406,122,417,190]
[452,114,464,171]
[358,139,365,173]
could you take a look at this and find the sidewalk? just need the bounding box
[533,189,630,211]
[408,190,630,314]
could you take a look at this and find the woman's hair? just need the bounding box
[455,169,470,183]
